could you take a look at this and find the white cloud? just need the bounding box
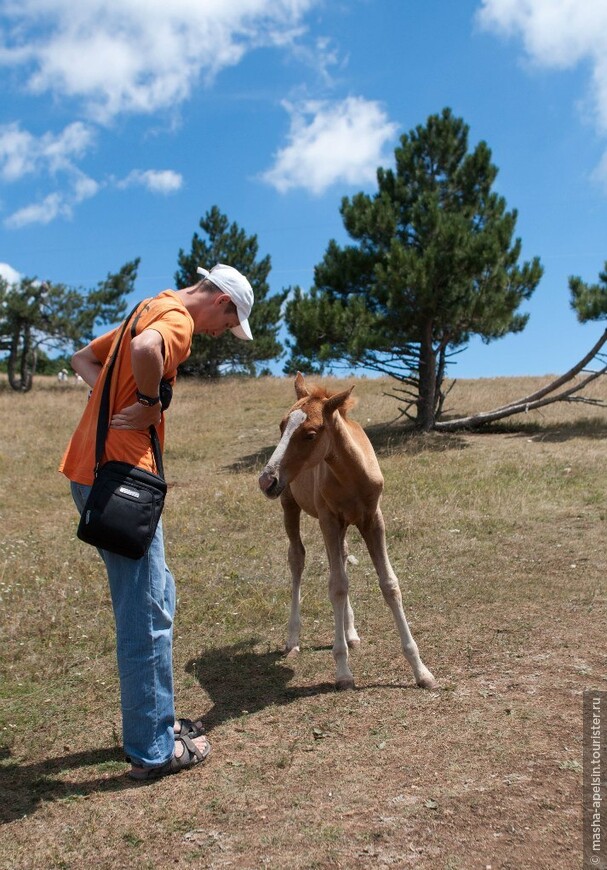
[0,0,320,123]
[0,122,100,227]
[5,193,68,228]
[591,150,607,193]
[4,170,99,228]
[0,122,95,182]
[477,0,607,191]
[0,120,183,226]
[477,0,607,132]
[289,35,344,86]
[261,97,399,195]
[118,169,183,194]
[72,172,100,202]
[0,125,37,182]
[0,262,21,285]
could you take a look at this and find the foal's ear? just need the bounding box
[323,385,355,419]
[294,371,309,399]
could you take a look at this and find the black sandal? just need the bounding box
[128,733,211,781]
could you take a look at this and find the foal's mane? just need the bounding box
[306,383,357,418]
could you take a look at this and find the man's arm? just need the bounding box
[71,345,103,389]
[110,328,164,430]
[130,328,164,399]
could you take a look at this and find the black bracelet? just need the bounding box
[136,390,160,407]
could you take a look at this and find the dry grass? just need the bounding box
[0,372,606,869]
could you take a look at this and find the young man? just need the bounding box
[60,264,254,780]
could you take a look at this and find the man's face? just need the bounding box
[197,293,240,338]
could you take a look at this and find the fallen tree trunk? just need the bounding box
[434,328,607,432]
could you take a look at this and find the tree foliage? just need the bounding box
[0,260,137,391]
[284,108,543,430]
[175,206,287,377]
[570,262,607,323]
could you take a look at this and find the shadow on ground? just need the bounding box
[363,423,468,456]
[0,639,425,823]
[0,641,334,823]
[223,409,607,473]
[185,639,336,732]
[224,425,468,474]
[0,638,320,824]
[366,416,607,448]
[499,417,607,442]
[223,445,275,474]
[185,638,423,733]
[0,744,135,824]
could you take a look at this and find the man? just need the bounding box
[60,264,254,780]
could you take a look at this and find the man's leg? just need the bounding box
[71,482,175,767]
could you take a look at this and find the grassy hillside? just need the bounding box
[0,373,605,869]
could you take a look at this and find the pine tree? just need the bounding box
[570,262,607,322]
[0,261,137,391]
[175,206,286,377]
[284,108,543,430]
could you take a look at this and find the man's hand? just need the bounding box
[110,402,162,430]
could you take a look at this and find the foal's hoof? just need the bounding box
[417,672,438,690]
[335,677,355,691]
[346,638,361,649]
[284,645,300,659]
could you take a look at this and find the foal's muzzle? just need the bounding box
[258,468,283,499]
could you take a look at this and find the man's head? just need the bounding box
[196,264,253,341]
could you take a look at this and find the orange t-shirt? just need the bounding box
[59,290,194,485]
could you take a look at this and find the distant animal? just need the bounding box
[57,368,69,382]
[258,373,437,690]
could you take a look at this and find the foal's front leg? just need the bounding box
[320,513,355,689]
[281,488,305,655]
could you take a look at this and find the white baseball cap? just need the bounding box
[197,264,254,341]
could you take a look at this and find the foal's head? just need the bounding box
[258,372,355,499]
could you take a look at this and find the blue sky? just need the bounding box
[1,0,606,378]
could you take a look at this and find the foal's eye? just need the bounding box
[304,430,317,440]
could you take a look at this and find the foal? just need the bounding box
[258,373,437,690]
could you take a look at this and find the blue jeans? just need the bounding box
[71,481,176,768]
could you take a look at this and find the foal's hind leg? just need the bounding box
[360,510,437,689]
[341,537,360,648]
[281,488,305,655]
[320,513,355,689]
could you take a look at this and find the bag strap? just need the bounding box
[94,299,164,480]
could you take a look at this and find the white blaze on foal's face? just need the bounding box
[259,405,324,498]
[268,408,307,472]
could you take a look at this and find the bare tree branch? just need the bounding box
[494,329,607,410]
[434,329,607,431]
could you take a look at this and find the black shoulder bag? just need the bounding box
[77,302,167,560]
